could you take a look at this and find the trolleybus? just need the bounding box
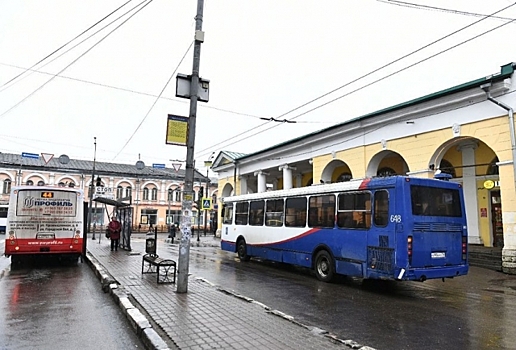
[5,186,84,263]
[221,176,468,282]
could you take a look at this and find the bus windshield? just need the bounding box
[411,185,462,217]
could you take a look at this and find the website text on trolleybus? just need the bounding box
[4,186,84,264]
[220,175,468,282]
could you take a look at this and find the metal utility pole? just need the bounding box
[177,0,204,293]
[86,137,97,240]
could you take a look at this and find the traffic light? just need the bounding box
[96,176,102,187]
[199,186,204,198]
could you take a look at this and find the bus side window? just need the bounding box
[373,190,389,227]
[222,205,234,224]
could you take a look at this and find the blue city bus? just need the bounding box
[220,176,468,282]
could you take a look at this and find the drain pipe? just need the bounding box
[481,83,516,189]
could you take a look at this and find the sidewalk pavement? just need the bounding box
[85,233,374,350]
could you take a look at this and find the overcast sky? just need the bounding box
[1,0,516,172]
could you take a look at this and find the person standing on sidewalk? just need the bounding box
[108,216,121,251]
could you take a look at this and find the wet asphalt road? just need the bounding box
[181,243,516,350]
[2,232,516,350]
[0,235,144,350]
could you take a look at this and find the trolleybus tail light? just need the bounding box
[407,236,413,263]
[462,236,467,260]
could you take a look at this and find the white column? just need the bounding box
[239,175,248,195]
[279,164,296,190]
[295,174,302,188]
[49,173,55,185]
[160,179,166,203]
[254,170,268,193]
[458,142,482,244]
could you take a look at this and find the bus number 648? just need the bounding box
[390,215,402,223]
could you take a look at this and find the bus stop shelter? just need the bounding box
[92,196,133,251]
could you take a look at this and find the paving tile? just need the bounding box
[87,235,357,350]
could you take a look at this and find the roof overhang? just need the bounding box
[93,197,131,208]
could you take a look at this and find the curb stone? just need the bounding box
[85,251,171,350]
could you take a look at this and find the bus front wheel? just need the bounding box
[237,239,250,262]
[314,250,335,282]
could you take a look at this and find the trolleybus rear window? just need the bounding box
[411,185,462,217]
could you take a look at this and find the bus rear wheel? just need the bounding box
[314,250,335,282]
[237,239,250,262]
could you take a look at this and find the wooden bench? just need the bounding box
[141,253,177,284]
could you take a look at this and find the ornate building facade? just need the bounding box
[0,153,217,231]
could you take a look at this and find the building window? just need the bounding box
[377,167,396,177]
[37,180,45,186]
[141,209,158,225]
[440,159,456,178]
[336,172,352,182]
[26,180,34,186]
[143,188,149,200]
[487,157,499,176]
[151,188,158,201]
[168,188,173,202]
[166,210,181,225]
[125,186,132,198]
[174,189,181,202]
[58,182,66,187]
[116,186,123,199]
[3,179,11,194]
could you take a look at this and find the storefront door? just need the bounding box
[491,190,504,247]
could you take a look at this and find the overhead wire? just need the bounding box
[112,40,194,160]
[1,0,133,91]
[0,0,153,118]
[193,2,516,159]
[0,61,273,121]
[376,0,516,21]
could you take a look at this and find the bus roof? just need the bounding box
[222,176,460,203]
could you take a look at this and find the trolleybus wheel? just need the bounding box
[314,250,335,282]
[237,239,250,262]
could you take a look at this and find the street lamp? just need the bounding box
[135,160,145,232]
[87,137,97,240]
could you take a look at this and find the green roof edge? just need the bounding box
[234,62,515,161]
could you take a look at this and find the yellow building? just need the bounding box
[212,62,516,275]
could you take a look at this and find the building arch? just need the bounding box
[366,150,409,178]
[24,174,48,185]
[114,179,136,188]
[221,182,234,198]
[321,159,352,183]
[55,175,79,187]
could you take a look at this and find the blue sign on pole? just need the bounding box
[22,152,39,159]
[152,163,166,169]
